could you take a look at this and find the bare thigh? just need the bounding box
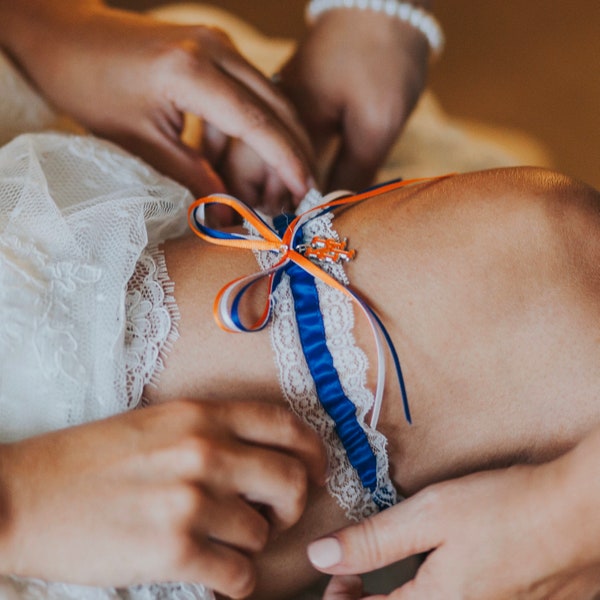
[335,167,600,494]
[149,223,354,599]
[148,167,600,597]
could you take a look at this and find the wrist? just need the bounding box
[305,0,443,59]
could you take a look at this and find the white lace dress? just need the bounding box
[0,132,215,600]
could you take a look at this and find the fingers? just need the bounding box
[308,489,443,575]
[217,401,329,487]
[221,140,296,214]
[216,43,314,163]
[326,107,398,192]
[110,122,226,198]
[151,482,270,555]
[172,46,314,199]
[137,400,328,488]
[323,575,365,600]
[175,537,257,599]
[142,400,327,530]
[199,491,270,554]
[153,437,311,532]
[228,446,311,532]
[326,145,379,195]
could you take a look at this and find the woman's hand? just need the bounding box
[0,399,327,599]
[314,428,600,600]
[215,8,431,211]
[279,9,429,192]
[0,1,314,200]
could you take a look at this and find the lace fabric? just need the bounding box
[126,245,180,406]
[252,191,398,521]
[2,579,213,600]
[0,132,191,441]
[0,132,215,600]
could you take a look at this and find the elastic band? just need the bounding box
[306,0,444,59]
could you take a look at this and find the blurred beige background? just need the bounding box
[111,0,600,189]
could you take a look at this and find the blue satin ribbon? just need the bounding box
[273,215,384,507]
[188,182,431,509]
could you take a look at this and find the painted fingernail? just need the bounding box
[307,537,343,569]
[306,176,318,191]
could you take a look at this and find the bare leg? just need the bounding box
[149,167,600,598]
[350,168,600,493]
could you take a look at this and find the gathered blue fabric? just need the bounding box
[186,178,454,510]
[273,215,383,506]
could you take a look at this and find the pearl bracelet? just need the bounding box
[306,0,445,59]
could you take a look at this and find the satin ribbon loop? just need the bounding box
[188,176,453,427]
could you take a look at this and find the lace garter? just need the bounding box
[186,181,434,520]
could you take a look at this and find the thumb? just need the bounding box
[308,492,441,575]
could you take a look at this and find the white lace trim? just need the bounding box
[1,578,214,600]
[122,582,214,600]
[125,245,180,407]
[251,190,398,521]
[1,245,214,600]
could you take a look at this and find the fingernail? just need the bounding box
[307,537,343,569]
[306,175,318,191]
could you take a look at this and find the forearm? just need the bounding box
[0,0,104,60]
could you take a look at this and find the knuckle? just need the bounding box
[153,41,201,75]
[353,100,402,148]
[193,24,233,46]
[272,406,305,439]
[287,456,309,489]
[361,518,387,568]
[417,485,445,511]
[172,399,221,432]
[169,398,205,423]
[241,103,271,132]
[280,459,309,518]
[176,435,220,477]
[222,555,256,599]
[244,513,270,552]
[163,529,200,572]
[168,484,209,529]
[413,484,446,523]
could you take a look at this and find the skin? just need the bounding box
[0,0,314,200]
[2,2,595,597]
[280,5,431,192]
[318,431,600,599]
[222,3,432,209]
[0,166,598,598]
[147,167,600,598]
[0,400,328,599]
[0,0,434,213]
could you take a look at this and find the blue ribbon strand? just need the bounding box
[187,181,439,509]
[273,215,383,505]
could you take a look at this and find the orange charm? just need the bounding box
[302,236,356,264]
